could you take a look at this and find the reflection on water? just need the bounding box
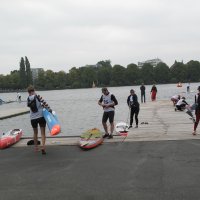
[0,83,199,136]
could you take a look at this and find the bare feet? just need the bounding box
[192,131,197,136]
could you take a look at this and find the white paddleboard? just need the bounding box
[115,122,129,136]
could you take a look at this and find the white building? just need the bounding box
[138,58,163,68]
[31,68,43,80]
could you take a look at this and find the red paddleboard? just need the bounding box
[79,128,103,149]
[0,129,23,149]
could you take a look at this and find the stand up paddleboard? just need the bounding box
[37,95,61,136]
[43,108,61,136]
[79,128,103,149]
[115,122,129,136]
[0,129,23,149]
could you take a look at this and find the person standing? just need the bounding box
[98,87,118,139]
[193,86,200,135]
[27,86,46,154]
[17,92,21,102]
[150,84,157,101]
[187,83,190,93]
[140,83,146,103]
[127,89,140,128]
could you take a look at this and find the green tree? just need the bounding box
[125,63,140,85]
[19,57,26,88]
[97,65,112,86]
[54,71,69,89]
[10,70,20,89]
[154,62,170,83]
[111,65,126,86]
[186,60,200,82]
[34,69,46,89]
[25,56,32,86]
[68,67,81,88]
[140,63,154,84]
[170,61,187,82]
[97,60,112,68]
[80,66,97,88]
[45,70,55,90]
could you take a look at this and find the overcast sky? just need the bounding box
[0,0,200,75]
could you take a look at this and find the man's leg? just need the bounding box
[102,122,108,134]
[33,128,39,151]
[108,111,115,138]
[129,108,133,128]
[110,122,114,136]
[39,117,46,154]
[102,112,109,138]
[135,110,139,127]
[193,111,200,135]
[40,126,46,150]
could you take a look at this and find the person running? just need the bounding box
[27,86,47,155]
[171,94,181,106]
[193,86,200,135]
[175,97,188,111]
[98,87,118,139]
[150,84,157,101]
[140,83,146,103]
[127,89,140,128]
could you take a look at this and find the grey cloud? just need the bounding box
[0,0,200,74]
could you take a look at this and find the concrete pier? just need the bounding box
[14,100,199,147]
[0,107,29,120]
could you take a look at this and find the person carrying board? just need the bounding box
[27,86,47,155]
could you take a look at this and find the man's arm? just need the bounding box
[111,94,118,106]
[98,95,103,106]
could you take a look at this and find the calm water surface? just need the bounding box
[0,83,199,137]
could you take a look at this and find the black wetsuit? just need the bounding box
[127,94,140,126]
[140,85,146,103]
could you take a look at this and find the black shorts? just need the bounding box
[31,117,46,129]
[102,111,115,123]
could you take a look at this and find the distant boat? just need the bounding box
[92,81,96,88]
[177,82,182,87]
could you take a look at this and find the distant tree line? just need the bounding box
[0,59,200,91]
[0,57,32,90]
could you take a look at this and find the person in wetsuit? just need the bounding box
[127,89,140,128]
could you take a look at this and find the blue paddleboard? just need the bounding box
[43,108,61,136]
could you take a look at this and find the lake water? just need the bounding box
[0,83,199,137]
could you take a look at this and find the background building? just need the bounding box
[138,58,163,68]
[31,68,43,80]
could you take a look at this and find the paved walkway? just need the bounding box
[1,141,200,200]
